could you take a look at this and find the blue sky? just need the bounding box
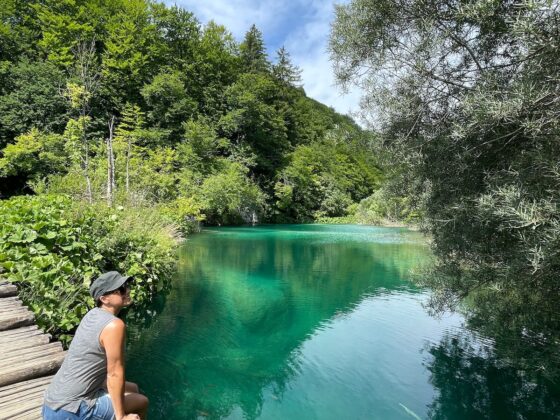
[163,0,362,120]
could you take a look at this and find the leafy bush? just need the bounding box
[160,197,205,235]
[198,160,265,225]
[0,195,179,345]
[352,188,421,226]
[274,137,380,222]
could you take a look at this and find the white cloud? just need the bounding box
[170,0,286,38]
[283,1,363,121]
[167,0,364,123]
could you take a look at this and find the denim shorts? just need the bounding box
[42,391,114,420]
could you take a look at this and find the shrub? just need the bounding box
[0,195,179,345]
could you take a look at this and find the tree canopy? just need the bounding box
[0,0,379,224]
[330,0,560,372]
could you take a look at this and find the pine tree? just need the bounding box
[239,24,269,73]
[272,46,302,87]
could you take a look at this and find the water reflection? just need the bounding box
[425,331,560,419]
[125,225,428,419]
[125,225,560,420]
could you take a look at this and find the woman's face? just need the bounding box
[102,283,132,308]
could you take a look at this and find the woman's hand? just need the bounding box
[121,414,140,420]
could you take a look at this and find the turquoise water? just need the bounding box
[124,225,558,419]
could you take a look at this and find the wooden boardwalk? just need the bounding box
[0,280,65,419]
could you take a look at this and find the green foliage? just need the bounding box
[199,160,265,225]
[272,46,302,87]
[220,73,289,177]
[151,4,200,69]
[352,188,420,226]
[0,0,380,341]
[141,70,197,136]
[101,0,160,104]
[0,195,178,345]
[0,60,68,147]
[239,24,269,74]
[330,0,560,373]
[160,197,204,235]
[33,0,104,67]
[192,22,240,116]
[275,135,381,221]
[0,129,66,180]
[0,0,373,220]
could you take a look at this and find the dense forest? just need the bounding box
[0,0,382,224]
[331,0,560,383]
[0,0,387,342]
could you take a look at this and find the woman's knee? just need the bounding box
[125,392,149,412]
[125,381,139,393]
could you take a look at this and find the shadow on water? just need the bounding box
[125,225,428,419]
[424,330,560,420]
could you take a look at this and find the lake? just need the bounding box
[125,225,559,419]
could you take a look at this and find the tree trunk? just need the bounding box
[126,136,131,194]
[107,116,116,206]
[84,139,92,204]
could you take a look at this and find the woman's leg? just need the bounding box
[125,381,139,394]
[124,392,149,420]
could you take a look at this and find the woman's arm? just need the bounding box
[100,319,135,420]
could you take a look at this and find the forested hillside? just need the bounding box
[0,0,382,342]
[0,0,380,224]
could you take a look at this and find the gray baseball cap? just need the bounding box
[90,271,131,300]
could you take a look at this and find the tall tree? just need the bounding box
[151,3,200,68]
[193,21,240,116]
[102,0,161,106]
[64,40,100,202]
[272,46,302,87]
[239,24,269,73]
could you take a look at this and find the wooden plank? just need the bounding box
[0,375,53,399]
[0,351,66,387]
[0,346,62,375]
[0,296,22,303]
[0,334,51,353]
[0,306,31,318]
[0,283,66,420]
[0,328,43,343]
[0,306,31,315]
[0,298,24,306]
[0,332,45,346]
[0,391,44,418]
[0,303,24,312]
[0,284,17,298]
[0,299,23,308]
[11,407,43,420]
[0,306,25,315]
[0,344,63,369]
[12,407,43,420]
[0,313,32,323]
[0,312,34,331]
[0,326,38,338]
[0,384,45,406]
[0,342,63,368]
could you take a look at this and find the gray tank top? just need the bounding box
[44,307,118,412]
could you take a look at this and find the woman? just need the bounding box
[43,271,149,420]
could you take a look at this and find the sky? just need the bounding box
[164,0,363,121]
